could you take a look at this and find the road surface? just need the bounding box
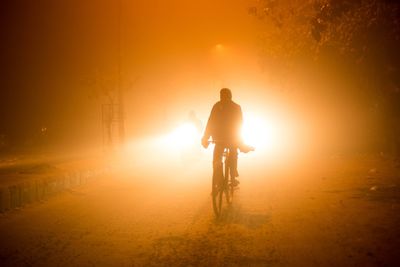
[0,154,399,266]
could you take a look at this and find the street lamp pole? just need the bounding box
[117,0,125,145]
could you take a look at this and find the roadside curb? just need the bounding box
[0,166,110,213]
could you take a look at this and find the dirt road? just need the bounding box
[0,155,399,266]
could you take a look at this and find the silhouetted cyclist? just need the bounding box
[201,88,252,187]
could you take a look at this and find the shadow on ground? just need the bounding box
[138,204,276,267]
[216,203,271,229]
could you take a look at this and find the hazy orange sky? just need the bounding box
[0,0,379,153]
[0,0,263,144]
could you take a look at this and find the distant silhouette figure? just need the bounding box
[187,110,203,134]
[202,88,252,186]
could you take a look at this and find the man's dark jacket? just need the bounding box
[204,100,243,145]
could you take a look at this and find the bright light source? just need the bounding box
[215,44,223,50]
[166,123,200,148]
[242,114,285,153]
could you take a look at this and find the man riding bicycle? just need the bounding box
[201,88,252,187]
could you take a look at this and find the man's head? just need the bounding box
[220,88,232,102]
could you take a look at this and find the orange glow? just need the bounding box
[240,110,299,162]
[166,123,200,149]
[2,0,399,266]
[242,114,278,150]
[215,44,224,51]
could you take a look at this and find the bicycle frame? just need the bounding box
[211,143,234,218]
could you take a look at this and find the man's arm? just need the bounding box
[202,104,217,148]
[238,106,243,131]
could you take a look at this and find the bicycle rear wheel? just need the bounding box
[224,160,233,205]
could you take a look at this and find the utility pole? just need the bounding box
[117,0,125,145]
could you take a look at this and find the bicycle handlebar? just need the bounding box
[206,140,255,153]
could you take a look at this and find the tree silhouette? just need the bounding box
[250,0,400,155]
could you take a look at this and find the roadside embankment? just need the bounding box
[0,155,110,212]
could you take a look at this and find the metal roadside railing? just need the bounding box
[0,156,111,213]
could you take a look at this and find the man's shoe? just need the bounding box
[231,178,240,187]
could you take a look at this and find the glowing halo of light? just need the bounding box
[241,114,286,154]
[165,123,200,149]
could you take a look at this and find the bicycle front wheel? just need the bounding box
[212,175,223,218]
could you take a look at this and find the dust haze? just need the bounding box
[0,0,399,266]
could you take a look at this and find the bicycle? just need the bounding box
[204,140,254,218]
